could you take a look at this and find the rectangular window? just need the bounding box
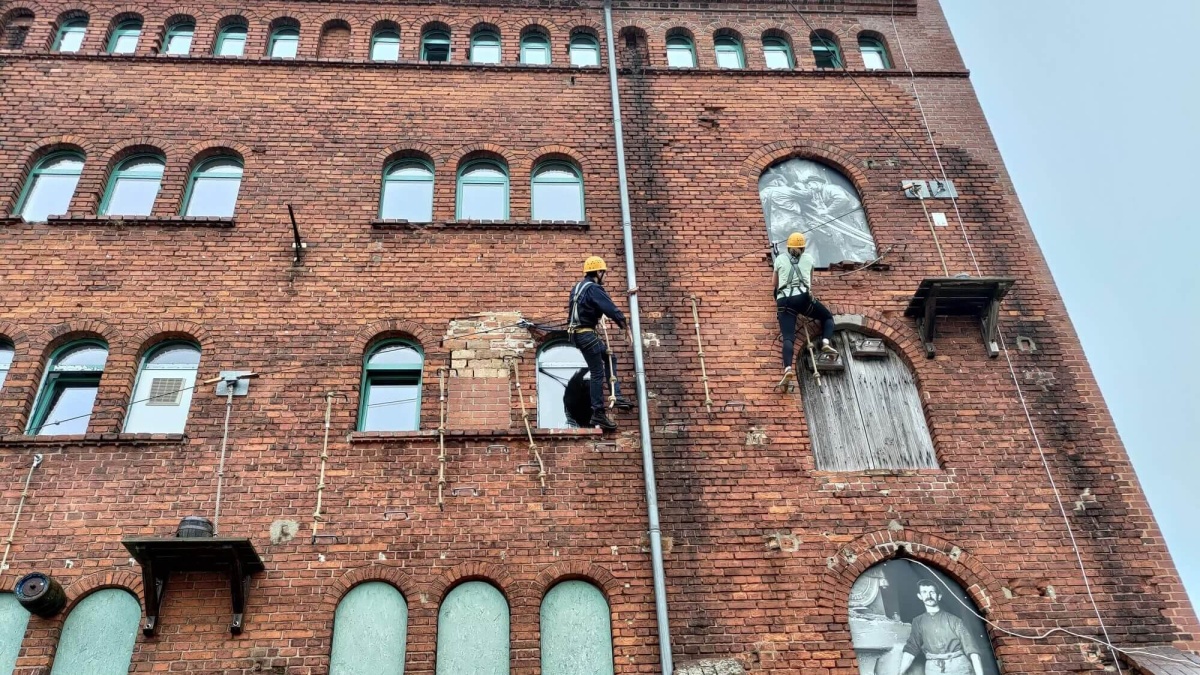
[764,49,791,70]
[459,183,506,220]
[862,50,886,70]
[36,380,99,435]
[361,376,421,432]
[381,181,434,222]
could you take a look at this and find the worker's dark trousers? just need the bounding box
[776,292,835,369]
[571,330,621,413]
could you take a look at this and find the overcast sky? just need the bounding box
[941,0,1200,612]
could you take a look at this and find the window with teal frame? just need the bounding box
[49,589,140,675]
[358,341,423,432]
[268,24,299,58]
[106,17,142,54]
[665,33,696,68]
[540,581,615,675]
[124,341,201,434]
[457,159,508,220]
[214,22,247,56]
[858,34,890,70]
[531,161,584,222]
[371,26,400,61]
[27,340,108,436]
[53,17,88,53]
[100,154,164,216]
[380,159,434,222]
[762,35,793,70]
[470,28,501,64]
[811,31,843,69]
[163,20,194,55]
[714,34,744,69]
[0,339,13,391]
[421,28,450,61]
[182,156,243,217]
[520,30,550,64]
[569,33,599,66]
[436,582,509,675]
[17,151,85,222]
[330,582,408,675]
[0,594,30,674]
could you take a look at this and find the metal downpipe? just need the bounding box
[603,2,674,673]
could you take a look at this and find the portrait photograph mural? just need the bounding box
[758,158,877,267]
[848,560,1000,675]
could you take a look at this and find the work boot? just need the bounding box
[592,410,618,431]
[614,395,635,410]
[820,339,838,355]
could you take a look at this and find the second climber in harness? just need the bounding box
[774,232,837,389]
[567,256,634,431]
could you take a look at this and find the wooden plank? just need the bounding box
[800,342,871,472]
[845,331,938,470]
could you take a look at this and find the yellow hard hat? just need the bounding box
[583,256,607,273]
[787,232,806,248]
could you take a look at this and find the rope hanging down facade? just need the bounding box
[508,357,547,493]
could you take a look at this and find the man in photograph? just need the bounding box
[895,579,985,675]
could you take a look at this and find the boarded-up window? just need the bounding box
[0,594,30,673]
[49,589,140,675]
[801,330,936,471]
[331,582,408,675]
[318,22,351,58]
[436,581,509,675]
[540,581,614,675]
[2,12,34,49]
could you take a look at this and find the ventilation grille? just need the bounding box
[146,378,185,406]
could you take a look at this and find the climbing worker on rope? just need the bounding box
[567,256,634,431]
[774,232,837,389]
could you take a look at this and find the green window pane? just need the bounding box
[569,36,599,66]
[0,341,13,391]
[54,20,87,52]
[0,594,30,674]
[714,37,743,69]
[37,383,98,435]
[381,163,434,222]
[532,164,583,222]
[216,26,247,56]
[330,582,408,675]
[422,31,450,61]
[368,343,423,368]
[165,23,194,55]
[666,36,695,68]
[436,582,509,675]
[471,32,500,64]
[540,581,614,675]
[859,37,890,70]
[56,343,109,369]
[49,589,140,675]
[184,158,243,217]
[763,38,792,69]
[521,34,549,64]
[107,19,142,54]
[102,156,165,216]
[19,154,84,222]
[124,342,200,434]
[372,30,400,61]
[269,27,299,58]
[458,163,508,220]
[811,36,842,69]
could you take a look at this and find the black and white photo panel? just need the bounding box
[758,158,877,268]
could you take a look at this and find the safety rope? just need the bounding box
[688,296,714,416]
[311,392,345,543]
[599,320,617,410]
[803,323,822,389]
[436,368,449,510]
[508,357,547,493]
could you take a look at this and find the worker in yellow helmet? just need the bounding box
[773,232,837,386]
[566,256,633,431]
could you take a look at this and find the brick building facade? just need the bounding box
[0,0,1196,672]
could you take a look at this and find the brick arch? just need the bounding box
[415,18,452,34]
[96,137,174,171]
[148,6,200,25]
[664,25,697,41]
[62,569,144,614]
[36,321,119,356]
[531,561,621,602]
[183,140,253,170]
[351,319,437,357]
[742,140,872,195]
[376,142,442,167]
[0,321,30,349]
[429,561,516,605]
[819,527,1007,621]
[516,19,557,36]
[713,26,744,42]
[448,144,517,170]
[122,320,214,364]
[324,564,423,610]
[518,145,589,177]
[818,308,923,375]
[214,10,255,27]
[808,25,849,46]
[464,17,506,35]
[568,21,602,36]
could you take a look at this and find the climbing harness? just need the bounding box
[566,279,595,336]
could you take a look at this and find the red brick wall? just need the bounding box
[0,0,1194,673]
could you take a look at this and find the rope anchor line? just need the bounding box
[507,357,547,494]
[688,296,714,417]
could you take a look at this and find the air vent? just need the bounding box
[147,378,185,406]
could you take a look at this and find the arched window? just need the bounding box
[124,341,201,434]
[163,19,194,55]
[107,17,142,54]
[569,33,599,66]
[540,581,614,675]
[849,560,1000,675]
[537,342,587,428]
[531,162,584,222]
[100,154,165,216]
[520,30,550,65]
[3,11,36,49]
[49,589,139,675]
[17,151,84,222]
[380,159,435,222]
[53,17,88,52]
[268,24,300,58]
[214,22,247,56]
[0,339,13,391]
[28,340,108,436]
[470,28,501,64]
[330,582,408,675]
[762,35,793,70]
[183,156,243,217]
[371,26,400,61]
[758,158,876,266]
[359,341,423,432]
[810,31,842,69]
[421,27,450,61]
[858,34,891,70]
[457,159,509,221]
[665,33,695,68]
[0,594,29,673]
[436,582,509,675]
[714,34,744,69]
[799,330,934,471]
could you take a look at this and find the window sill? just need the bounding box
[350,428,602,443]
[0,433,187,447]
[45,214,236,228]
[372,219,589,231]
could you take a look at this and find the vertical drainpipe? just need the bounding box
[602,2,675,673]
